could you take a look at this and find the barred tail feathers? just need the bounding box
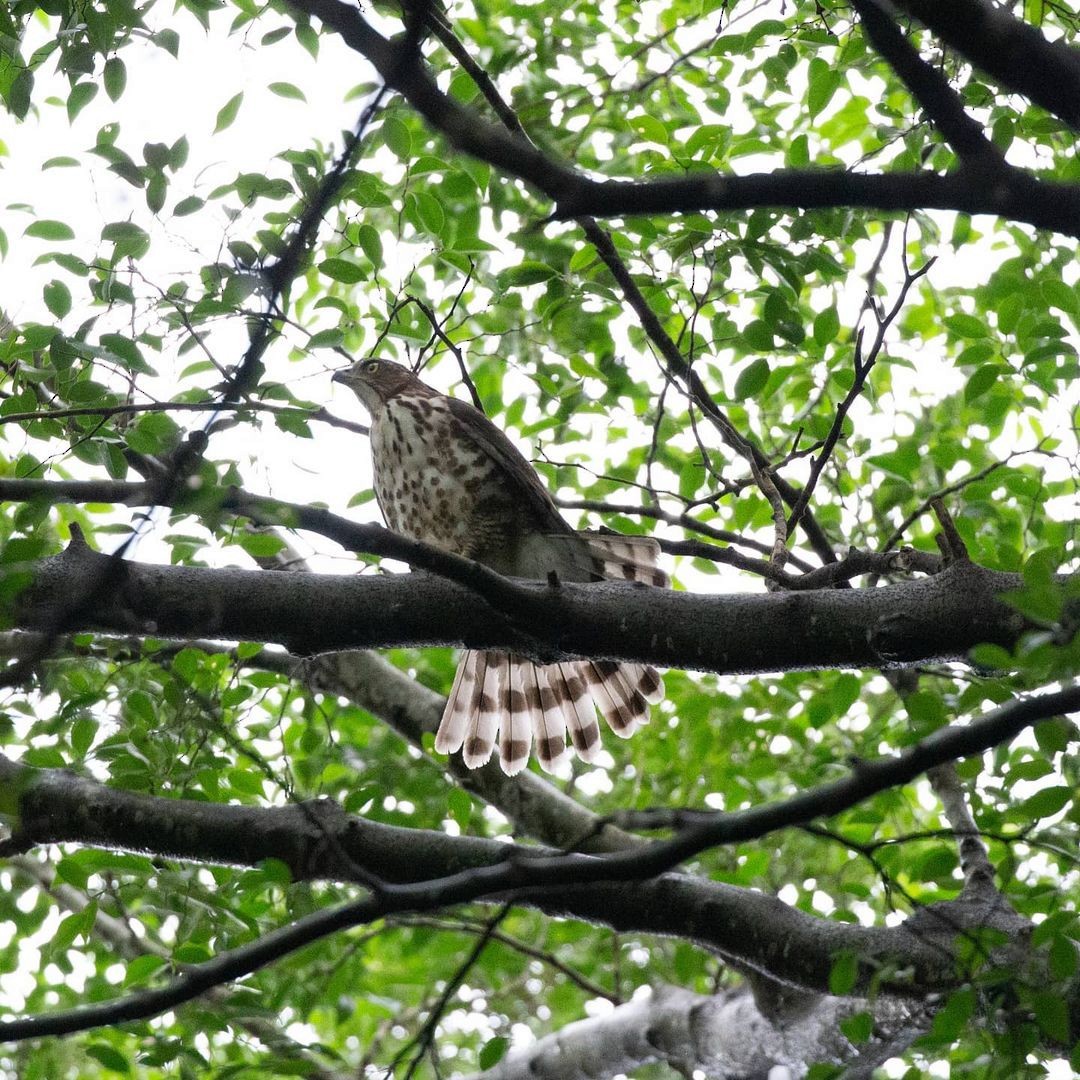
[581,532,669,588]
[552,662,603,762]
[531,664,570,771]
[435,649,502,769]
[500,656,533,775]
[435,531,667,772]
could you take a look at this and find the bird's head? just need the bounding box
[332,357,424,414]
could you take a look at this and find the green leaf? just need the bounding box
[268,81,306,101]
[86,1044,130,1073]
[447,788,472,830]
[733,357,770,400]
[100,333,152,372]
[123,954,166,986]
[478,1037,509,1070]
[1032,991,1069,1042]
[146,173,167,214]
[1018,786,1072,820]
[239,532,286,558]
[382,116,412,159]
[319,257,366,284]
[412,191,445,237]
[838,1011,873,1044]
[813,306,840,346]
[103,57,126,102]
[214,92,243,134]
[930,988,974,1041]
[25,220,75,241]
[152,28,180,57]
[66,81,98,123]
[308,328,345,349]
[807,57,841,117]
[70,715,96,757]
[945,312,989,339]
[827,951,858,995]
[143,142,171,171]
[126,413,181,455]
[169,135,189,170]
[1048,934,1078,979]
[124,689,156,726]
[54,858,91,891]
[261,26,292,47]
[43,280,71,318]
[741,319,773,351]
[101,221,150,261]
[9,69,33,120]
[498,261,557,288]
[296,22,320,58]
[356,223,382,265]
[173,195,204,217]
[629,113,668,145]
[964,363,1007,403]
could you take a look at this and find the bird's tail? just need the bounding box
[434,532,667,775]
[434,651,664,774]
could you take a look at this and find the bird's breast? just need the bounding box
[370,398,514,558]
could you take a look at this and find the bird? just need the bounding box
[332,357,667,775]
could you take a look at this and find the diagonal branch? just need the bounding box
[4,680,1074,1041]
[893,0,1080,131]
[785,252,935,539]
[927,763,996,897]
[852,0,1005,167]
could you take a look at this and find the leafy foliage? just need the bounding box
[0,1,1078,1078]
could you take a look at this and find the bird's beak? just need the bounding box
[331,369,349,384]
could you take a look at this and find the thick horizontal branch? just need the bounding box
[555,168,1080,236]
[13,537,1030,672]
[286,0,1080,238]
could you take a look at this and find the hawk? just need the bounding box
[333,358,666,774]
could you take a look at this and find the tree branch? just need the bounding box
[284,0,1080,237]
[0,399,368,436]
[893,0,1080,130]
[13,538,1033,672]
[852,0,1005,167]
[3,682,1075,1041]
[466,984,914,1080]
[927,763,996,897]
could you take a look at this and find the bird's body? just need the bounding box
[334,358,666,774]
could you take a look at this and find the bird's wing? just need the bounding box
[444,396,572,534]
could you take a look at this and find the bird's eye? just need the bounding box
[362,359,379,374]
